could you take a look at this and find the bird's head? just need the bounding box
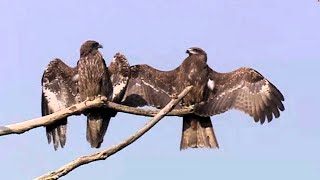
[80,40,103,57]
[186,47,207,61]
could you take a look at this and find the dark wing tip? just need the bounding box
[269,82,285,101]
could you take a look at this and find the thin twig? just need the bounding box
[0,96,193,136]
[34,86,192,180]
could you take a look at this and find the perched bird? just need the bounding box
[42,40,130,150]
[41,59,79,150]
[77,40,130,148]
[77,40,112,148]
[122,47,218,149]
[122,47,285,150]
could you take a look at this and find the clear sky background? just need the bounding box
[0,0,319,179]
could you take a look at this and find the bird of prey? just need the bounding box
[77,40,115,148]
[41,59,79,150]
[41,40,130,150]
[122,47,218,149]
[122,47,285,150]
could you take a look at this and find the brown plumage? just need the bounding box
[122,47,219,150]
[41,59,78,150]
[108,53,131,103]
[195,67,285,124]
[41,41,130,150]
[122,47,285,149]
[77,40,112,148]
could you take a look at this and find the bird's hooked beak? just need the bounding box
[98,44,103,49]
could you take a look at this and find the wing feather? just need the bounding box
[195,67,285,123]
[121,64,180,108]
[255,93,266,124]
[252,93,260,122]
[41,58,78,150]
[108,53,131,102]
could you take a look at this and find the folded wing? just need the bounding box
[195,67,285,124]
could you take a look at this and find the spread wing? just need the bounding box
[108,53,131,102]
[121,64,180,108]
[41,59,78,150]
[195,67,285,124]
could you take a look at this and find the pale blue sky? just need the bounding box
[0,0,319,179]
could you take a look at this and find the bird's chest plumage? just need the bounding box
[180,59,208,105]
[77,53,109,100]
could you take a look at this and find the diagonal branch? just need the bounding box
[34,86,193,180]
[0,94,193,136]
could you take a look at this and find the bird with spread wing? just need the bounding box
[122,47,285,150]
[41,40,130,150]
[41,59,78,150]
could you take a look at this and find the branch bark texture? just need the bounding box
[34,86,192,180]
[0,95,193,136]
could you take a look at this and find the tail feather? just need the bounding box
[46,118,67,150]
[99,109,117,141]
[180,115,219,150]
[57,124,67,147]
[86,109,111,148]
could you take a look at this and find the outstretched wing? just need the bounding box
[108,53,131,102]
[195,67,285,124]
[41,59,78,150]
[121,64,180,108]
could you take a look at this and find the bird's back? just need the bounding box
[179,56,209,105]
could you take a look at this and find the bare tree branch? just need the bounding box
[34,86,193,180]
[0,94,193,136]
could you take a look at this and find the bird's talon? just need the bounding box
[83,97,91,106]
[100,96,108,101]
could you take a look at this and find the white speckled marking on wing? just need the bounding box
[112,81,127,101]
[111,57,117,63]
[207,79,215,90]
[141,79,170,95]
[43,86,66,112]
[261,81,270,94]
